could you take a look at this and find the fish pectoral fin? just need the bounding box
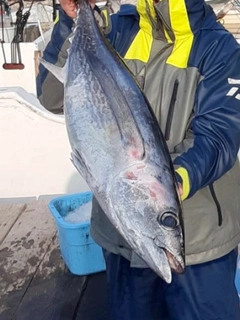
[71,149,95,185]
[39,58,66,84]
[71,150,85,178]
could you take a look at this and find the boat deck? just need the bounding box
[0,200,109,320]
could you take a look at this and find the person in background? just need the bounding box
[37,0,240,319]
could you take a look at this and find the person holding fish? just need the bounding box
[37,0,240,319]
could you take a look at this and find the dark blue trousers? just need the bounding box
[103,249,240,320]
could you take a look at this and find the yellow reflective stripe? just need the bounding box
[101,8,109,27]
[167,0,193,68]
[124,30,153,62]
[137,0,156,27]
[124,0,153,62]
[175,167,190,200]
[54,12,59,24]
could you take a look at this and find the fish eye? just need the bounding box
[157,212,179,229]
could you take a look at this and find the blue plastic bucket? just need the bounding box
[48,192,106,276]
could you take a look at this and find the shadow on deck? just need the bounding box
[1,272,109,320]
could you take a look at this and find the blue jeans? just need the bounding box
[103,249,240,320]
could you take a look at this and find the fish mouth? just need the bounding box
[164,249,184,274]
[153,237,185,275]
[140,237,184,284]
[157,249,172,284]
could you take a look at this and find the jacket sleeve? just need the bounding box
[36,7,73,114]
[173,35,240,199]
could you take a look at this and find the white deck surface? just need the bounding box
[0,87,89,203]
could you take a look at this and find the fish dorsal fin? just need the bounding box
[39,58,66,84]
[88,52,145,160]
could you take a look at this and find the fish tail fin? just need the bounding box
[39,58,66,84]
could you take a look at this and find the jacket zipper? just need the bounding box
[165,80,179,141]
[209,184,223,226]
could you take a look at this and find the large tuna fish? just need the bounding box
[41,0,185,283]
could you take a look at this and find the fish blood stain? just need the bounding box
[125,172,137,180]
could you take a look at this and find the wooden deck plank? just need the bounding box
[221,10,240,36]
[0,200,56,318]
[224,22,240,27]
[15,236,87,320]
[15,273,87,320]
[0,200,110,320]
[0,203,27,245]
[75,272,110,320]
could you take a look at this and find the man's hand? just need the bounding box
[59,0,96,19]
[178,183,183,199]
